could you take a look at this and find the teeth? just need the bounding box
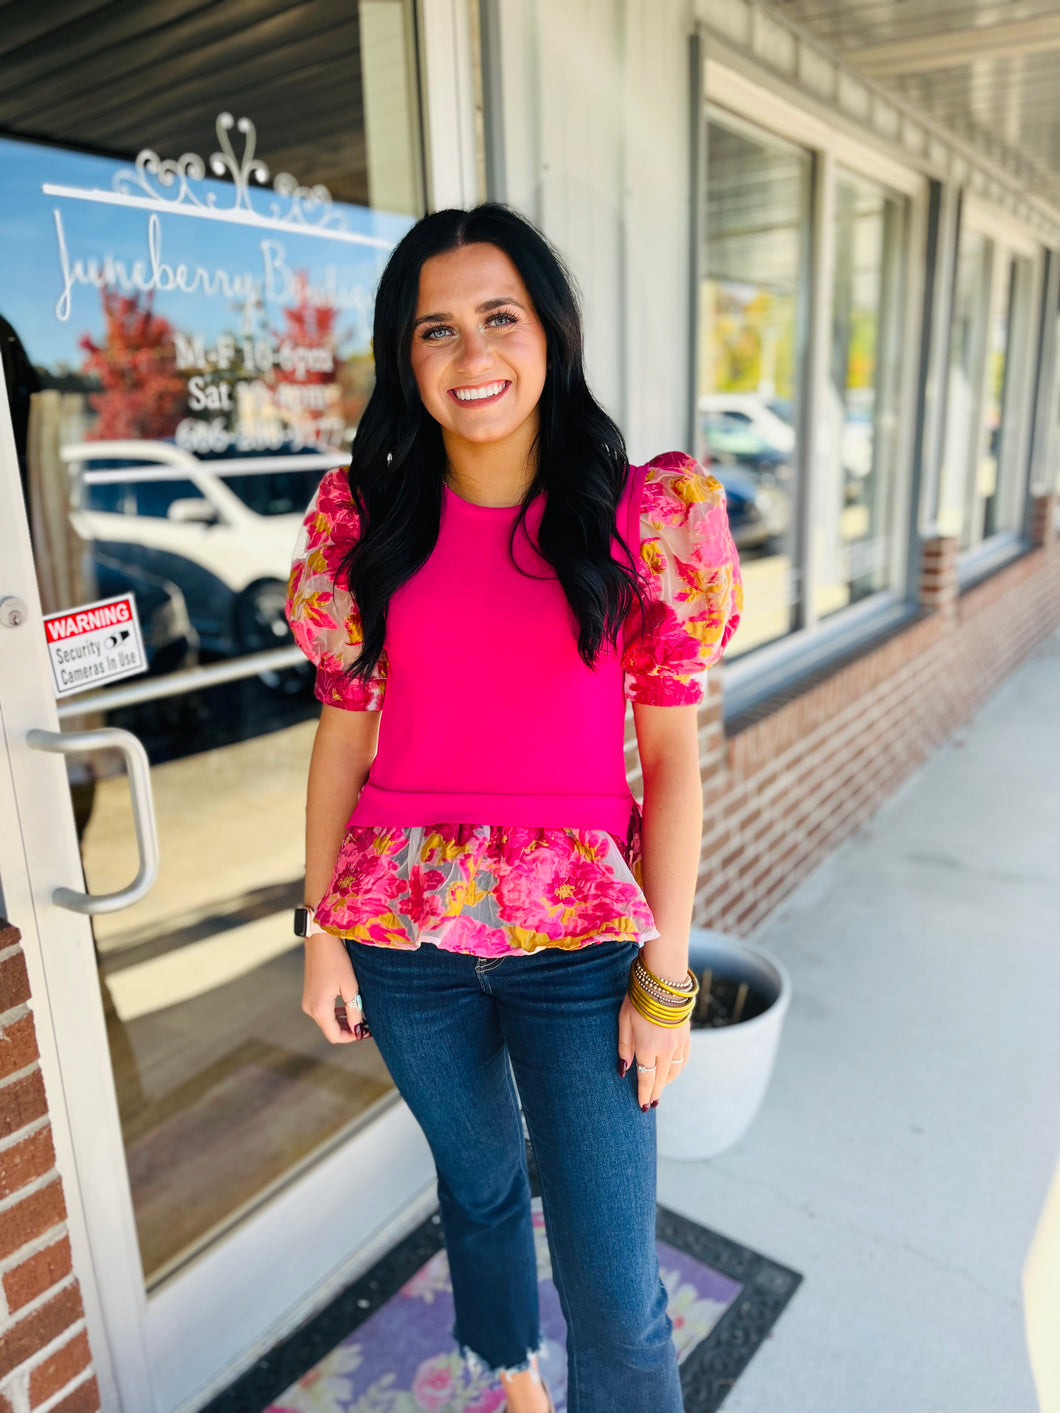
[454,381,506,401]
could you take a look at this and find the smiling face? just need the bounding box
[408,242,549,453]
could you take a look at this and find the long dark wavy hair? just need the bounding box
[339,202,648,683]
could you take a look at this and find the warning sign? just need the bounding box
[43,594,148,697]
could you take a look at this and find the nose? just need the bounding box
[455,324,493,377]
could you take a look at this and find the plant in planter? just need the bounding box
[656,926,792,1161]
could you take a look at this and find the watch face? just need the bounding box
[294,906,308,937]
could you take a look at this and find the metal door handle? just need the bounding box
[27,727,160,913]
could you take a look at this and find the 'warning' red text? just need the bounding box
[44,600,132,643]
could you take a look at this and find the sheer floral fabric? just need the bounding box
[284,451,742,955]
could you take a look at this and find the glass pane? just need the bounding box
[697,117,810,657]
[973,254,1033,547]
[83,682,394,1282]
[814,170,907,620]
[1,0,422,1284]
[938,230,991,540]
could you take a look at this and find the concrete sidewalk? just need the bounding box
[660,630,1060,1413]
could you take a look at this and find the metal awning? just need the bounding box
[775,0,1060,207]
[0,0,380,206]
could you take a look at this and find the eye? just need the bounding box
[418,309,520,342]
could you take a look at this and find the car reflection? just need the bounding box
[91,549,199,677]
[696,405,792,554]
[711,463,789,553]
[699,390,880,534]
[698,393,796,461]
[62,439,347,664]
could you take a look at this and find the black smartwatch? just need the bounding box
[294,904,317,938]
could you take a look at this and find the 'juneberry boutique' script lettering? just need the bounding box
[52,208,372,326]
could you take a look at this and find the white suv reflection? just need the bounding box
[62,440,348,659]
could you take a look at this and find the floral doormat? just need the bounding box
[204,1202,801,1413]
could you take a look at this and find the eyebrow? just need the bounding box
[413,297,528,329]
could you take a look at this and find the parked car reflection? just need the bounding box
[91,549,199,677]
[701,412,792,479]
[700,389,877,515]
[698,393,795,464]
[712,464,789,553]
[62,440,347,665]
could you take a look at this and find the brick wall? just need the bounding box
[627,494,1060,938]
[0,925,99,1413]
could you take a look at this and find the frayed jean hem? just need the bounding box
[460,1335,547,1380]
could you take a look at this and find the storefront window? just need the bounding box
[697,116,810,657]
[938,229,991,539]
[0,0,423,1284]
[939,222,1035,551]
[974,252,1033,547]
[814,171,907,619]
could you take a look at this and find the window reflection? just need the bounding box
[697,117,810,657]
[814,170,907,619]
[939,230,990,540]
[975,253,1032,547]
[939,228,1034,550]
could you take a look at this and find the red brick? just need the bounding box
[0,1125,55,1200]
[0,1178,66,1262]
[47,1377,99,1413]
[0,1283,83,1380]
[0,1068,48,1140]
[0,1013,39,1081]
[0,950,30,1012]
[29,1329,91,1407]
[4,1236,72,1313]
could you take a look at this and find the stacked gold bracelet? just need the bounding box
[626,956,700,1027]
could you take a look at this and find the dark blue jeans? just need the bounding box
[346,936,684,1413]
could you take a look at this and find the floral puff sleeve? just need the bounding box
[622,451,743,706]
[284,467,387,711]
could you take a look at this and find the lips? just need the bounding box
[447,380,511,407]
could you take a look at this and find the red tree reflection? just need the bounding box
[273,271,338,383]
[266,270,345,447]
[79,290,186,439]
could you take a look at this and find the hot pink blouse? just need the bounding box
[285,451,742,956]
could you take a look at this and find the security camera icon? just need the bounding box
[103,628,132,648]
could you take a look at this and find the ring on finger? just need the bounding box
[341,993,363,1010]
[636,1063,656,1074]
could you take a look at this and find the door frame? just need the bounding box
[0,1,482,1404]
[0,383,129,1410]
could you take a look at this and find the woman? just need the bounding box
[284,203,741,1413]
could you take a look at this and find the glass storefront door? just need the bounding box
[0,5,460,1407]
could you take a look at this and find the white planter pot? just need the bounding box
[656,927,792,1161]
